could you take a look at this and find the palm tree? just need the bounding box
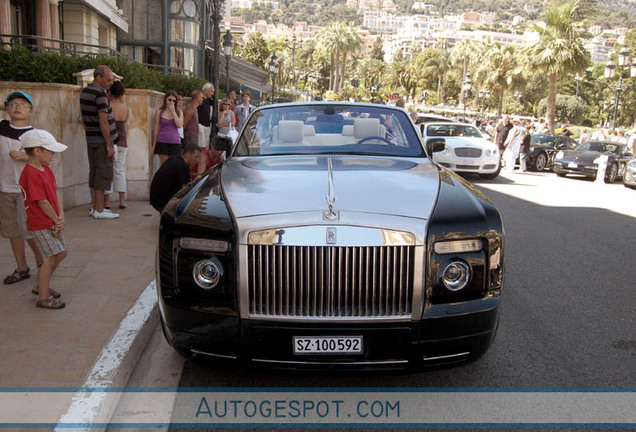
[472,38,520,118]
[317,24,340,92]
[450,39,475,106]
[358,57,385,91]
[422,47,453,103]
[318,23,362,93]
[523,1,590,133]
[338,24,362,92]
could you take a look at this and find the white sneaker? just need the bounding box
[92,210,120,219]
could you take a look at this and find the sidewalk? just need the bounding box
[0,201,158,387]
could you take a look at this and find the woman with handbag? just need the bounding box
[217,98,237,142]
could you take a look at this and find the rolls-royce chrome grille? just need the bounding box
[454,147,482,158]
[248,245,414,319]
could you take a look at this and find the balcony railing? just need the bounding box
[1,34,192,76]
[1,34,123,58]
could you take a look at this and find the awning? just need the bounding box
[205,44,271,94]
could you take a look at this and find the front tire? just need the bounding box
[604,164,618,183]
[533,152,547,171]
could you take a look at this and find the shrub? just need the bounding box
[0,46,206,94]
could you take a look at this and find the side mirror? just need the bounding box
[426,138,445,155]
[213,136,233,153]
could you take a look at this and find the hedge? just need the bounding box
[0,46,206,95]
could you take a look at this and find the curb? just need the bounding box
[54,280,159,432]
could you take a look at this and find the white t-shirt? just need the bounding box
[0,120,31,193]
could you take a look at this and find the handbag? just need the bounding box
[226,127,239,143]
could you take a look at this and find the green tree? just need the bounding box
[234,32,270,69]
[472,38,520,118]
[357,57,385,91]
[370,36,385,61]
[523,0,590,133]
[421,47,453,103]
[318,22,361,93]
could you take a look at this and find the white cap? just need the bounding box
[512,116,521,123]
[20,129,68,153]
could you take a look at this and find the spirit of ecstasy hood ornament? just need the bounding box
[324,157,338,220]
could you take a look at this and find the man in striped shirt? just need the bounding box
[79,65,119,219]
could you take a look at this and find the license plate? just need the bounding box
[568,162,578,168]
[293,336,363,355]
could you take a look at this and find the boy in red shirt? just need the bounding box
[19,129,68,309]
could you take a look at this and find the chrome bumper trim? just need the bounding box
[191,348,238,360]
[422,352,470,361]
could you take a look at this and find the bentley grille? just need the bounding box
[248,245,414,319]
[454,148,482,158]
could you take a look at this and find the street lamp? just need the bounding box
[462,73,472,122]
[222,30,233,95]
[605,48,636,129]
[269,54,279,103]
[574,73,583,97]
[478,89,491,115]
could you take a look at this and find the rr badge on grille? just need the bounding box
[326,227,337,244]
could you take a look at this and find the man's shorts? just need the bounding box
[198,124,211,149]
[0,191,31,239]
[87,143,114,191]
[31,228,66,258]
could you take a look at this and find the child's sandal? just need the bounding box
[31,287,61,299]
[36,296,65,309]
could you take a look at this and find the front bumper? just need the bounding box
[552,161,597,178]
[435,156,500,174]
[160,296,500,370]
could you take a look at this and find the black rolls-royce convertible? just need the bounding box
[157,102,505,370]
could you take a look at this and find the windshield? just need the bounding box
[233,104,425,157]
[531,134,558,145]
[574,141,615,153]
[425,124,483,138]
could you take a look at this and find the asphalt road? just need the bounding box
[166,170,636,431]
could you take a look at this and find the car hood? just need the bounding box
[220,155,440,219]
[560,150,607,163]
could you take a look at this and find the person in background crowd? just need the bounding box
[152,90,183,164]
[627,130,636,154]
[617,130,627,144]
[592,125,607,141]
[396,99,405,109]
[561,126,573,137]
[105,81,129,210]
[409,111,418,123]
[197,83,215,149]
[217,98,236,137]
[149,144,201,213]
[519,124,532,173]
[176,92,185,141]
[228,90,237,111]
[79,65,119,219]
[183,90,202,147]
[0,91,43,285]
[494,115,513,153]
[579,128,590,144]
[191,136,227,178]
[19,129,68,309]
[610,130,619,142]
[234,91,255,129]
[502,117,523,172]
[485,120,496,137]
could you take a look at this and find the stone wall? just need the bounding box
[1,81,163,209]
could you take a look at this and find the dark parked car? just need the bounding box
[623,158,636,188]
[553,141,633,183]
[525,134,578,171]
[156,102,505,371]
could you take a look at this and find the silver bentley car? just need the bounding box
[157,102,504,370]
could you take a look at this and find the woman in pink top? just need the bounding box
[152,90,184,164]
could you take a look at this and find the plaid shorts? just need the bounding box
[31,228,67,258]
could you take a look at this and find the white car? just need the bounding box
[423,122,501,179]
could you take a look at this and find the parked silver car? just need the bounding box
[157,102,505,370]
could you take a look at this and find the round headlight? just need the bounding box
[441,261,471,291]
[555,151,564,160]
[193,258,223,290]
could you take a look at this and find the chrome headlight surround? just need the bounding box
[192,257,224,290]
